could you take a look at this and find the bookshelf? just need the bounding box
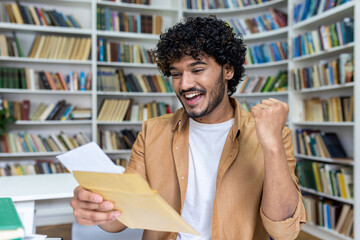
[0,0,182,231]
[288,0,358,239]
[0,0,358,239]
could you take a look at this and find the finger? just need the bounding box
[74,186,103,203]
[74,208,121,222]
[254,103,269,110]
[260,99,273,106]
[76,216,119,226]
[75,200,115,211]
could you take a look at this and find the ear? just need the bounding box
[223,64,234,80]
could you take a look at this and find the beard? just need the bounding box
[177,68,226,119]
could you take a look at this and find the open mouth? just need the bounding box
[184,92,203,105]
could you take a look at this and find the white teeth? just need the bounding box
[185,93,200,98]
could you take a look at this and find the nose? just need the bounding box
[180,71,196,91]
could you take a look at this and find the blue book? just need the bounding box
[99,38,104,62]
[270,43,281,61]
[300,35,307,56]
[264,13,278,30]
[301,0,312,21]
[248,47,258,64]
[80,72,86,90]
[262,45,271,62]
[253,46,264,63]
[256,16,267,32]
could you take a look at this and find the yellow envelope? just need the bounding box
[73,171,200,235]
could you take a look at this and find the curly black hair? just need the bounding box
[152,15,247,96]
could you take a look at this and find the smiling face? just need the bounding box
[170,54,235,123]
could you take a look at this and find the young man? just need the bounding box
[70,16,306,239]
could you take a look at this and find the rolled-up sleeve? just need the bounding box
[260,191,306,240]
[260,127,306,240]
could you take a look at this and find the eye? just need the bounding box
[193,68,204,73]
[171,72,181,78]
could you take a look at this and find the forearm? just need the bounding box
[261,137,299,221]
[98,220,127,233]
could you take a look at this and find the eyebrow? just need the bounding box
[169,61,208,71]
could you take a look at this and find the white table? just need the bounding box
[0,173,78,235]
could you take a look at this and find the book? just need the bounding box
[0,198,25,239]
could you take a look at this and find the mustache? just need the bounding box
[179,88,206,95]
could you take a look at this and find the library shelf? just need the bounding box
[244,60,288,69]
[0,23,92,35]
[96,30,159,40]
[96,121,142,125]
[104,149,132,155]
[0,89,92,95]
[292,43,354,63]
[294,154,354,166]
[0,57,92,65]
[97,91,175,97]
[96,1,178,12]
[292,1,355,31]
[300,186,354,205]
[243,27,288,41]
[302,223,353,240]
[96,62,157,68]
[0,152,63,158]
[295,83,354,93]
[15,120,92,125]
[292,121,354,127]
[233,91,288,98]
[182,0,286,14]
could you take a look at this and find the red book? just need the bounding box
[21,100,30,121]
[44,71,57,90]
[57,72,68,90]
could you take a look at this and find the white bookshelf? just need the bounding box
[288,0,358,239]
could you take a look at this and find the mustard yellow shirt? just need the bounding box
[126,97,306,240]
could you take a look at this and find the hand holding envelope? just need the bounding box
[57,142,200,235]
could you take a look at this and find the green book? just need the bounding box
[0,198,24,240]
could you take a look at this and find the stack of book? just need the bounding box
[292,18,354,58]
[302,96,354,122]
[302,196,353,237]
[245,41,288,65]
[27,100,90,121]
[0,198,24,239]
[97,98,172,122]
[296,161,353,199]
[0,32,24,57]
[28,35,91,60]
[238,70,287,93]
[97,68,173,92]
[0,131,90,153]
[3,2,82,28]
[98,129,139,151]
[0,160,67,176]
[97,7,162,34]
[97,39,153,63]
[292,53,354,90]
[0,67,32,89]
[183,0,272,9]
[99,0,151,5]
[38,71,92,91]
[228,8,287,36]
[293,130,349,159]
[293,0,352,23]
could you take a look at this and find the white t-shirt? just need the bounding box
[177,118,234,240]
